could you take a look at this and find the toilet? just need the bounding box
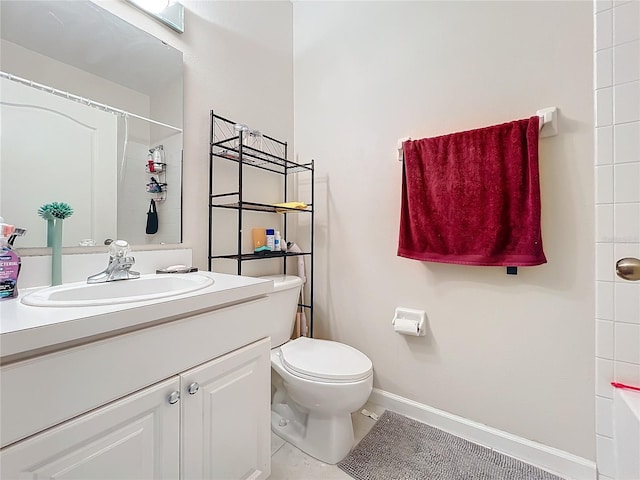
[261,275,373,465]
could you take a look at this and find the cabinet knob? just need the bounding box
[187,382,200,395]
[168,391,180,405]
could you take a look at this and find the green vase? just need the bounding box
[51,219,63,286]
[46,218,54,247]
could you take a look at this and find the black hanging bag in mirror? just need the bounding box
[146,199,159,234]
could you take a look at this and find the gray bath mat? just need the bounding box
[338,410,564,480]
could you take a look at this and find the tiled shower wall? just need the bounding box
[594,0,640,478]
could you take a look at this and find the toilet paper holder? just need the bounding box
[392,307,426,336]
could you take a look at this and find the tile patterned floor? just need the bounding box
[269,402,386,480]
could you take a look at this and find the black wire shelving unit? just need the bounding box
[208,111,315,336]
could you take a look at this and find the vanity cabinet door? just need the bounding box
[181,337,271,480]
[0,376,181,480]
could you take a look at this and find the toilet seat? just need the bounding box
[280,337,372,383]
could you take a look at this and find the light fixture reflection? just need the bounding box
[126,0,184,34]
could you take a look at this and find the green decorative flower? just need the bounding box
[38,202,74,220]
[37,204,54,220]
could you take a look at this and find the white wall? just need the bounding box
[293,0,594,460]
[593,1,640,478]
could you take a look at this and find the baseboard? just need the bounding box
[369,388,597,480]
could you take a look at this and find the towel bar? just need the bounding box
[396,137,411,162]
[536,106,558,138]
[397,106,558,161]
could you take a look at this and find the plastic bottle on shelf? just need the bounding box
[274,231,281,252]
[153,146,163,164]
[266,229,275,251]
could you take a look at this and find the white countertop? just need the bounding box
[0,271,273,361]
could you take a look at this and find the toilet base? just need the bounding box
[271,402,355,465]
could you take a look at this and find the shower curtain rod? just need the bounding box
[0,71,183,133]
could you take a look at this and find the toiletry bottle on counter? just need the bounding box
[0,236,20,300]
[274,231,281,251]
[266,229,275,251]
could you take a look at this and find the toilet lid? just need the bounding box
[280,337,373,382]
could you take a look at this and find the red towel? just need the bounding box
[398,117,547,267]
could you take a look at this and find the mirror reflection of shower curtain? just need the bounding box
[0,77,117,247]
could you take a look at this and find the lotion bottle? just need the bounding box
[274,231,281,252]
[266,229,275,251]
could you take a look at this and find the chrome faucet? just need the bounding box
[87,240,140,284]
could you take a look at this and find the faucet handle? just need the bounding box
[109,239,131,258]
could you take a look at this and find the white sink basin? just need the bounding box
[21,274,214,307]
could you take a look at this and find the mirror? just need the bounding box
[0,0,183,249]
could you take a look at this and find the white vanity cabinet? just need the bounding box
[1,376,182,479]
[181,337,270,480]
[1,338,270,480]
[0,276,274,480]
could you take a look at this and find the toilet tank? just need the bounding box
[259,275,303,348]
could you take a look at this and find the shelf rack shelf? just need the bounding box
[210,251,312,261]
[208,111,315,336]
[209,197,313,214]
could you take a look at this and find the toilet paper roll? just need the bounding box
[393,318,421,336]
